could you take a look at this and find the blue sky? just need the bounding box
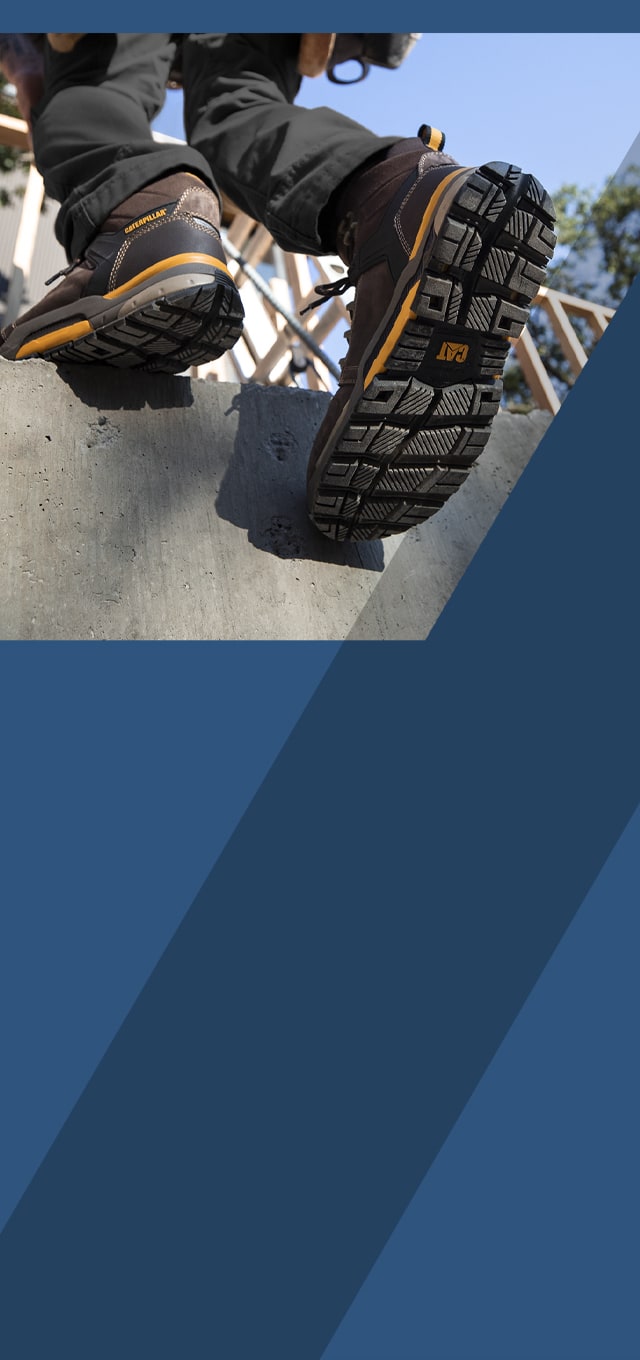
[155,33,640,196]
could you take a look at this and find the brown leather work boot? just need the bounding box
[307,137,556,540]
[0,173,244,373]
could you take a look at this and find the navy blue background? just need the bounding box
[17,6,639,29]
[1,16,639,1359]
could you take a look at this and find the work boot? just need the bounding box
[307,135,556,540]
[0,173,244,372]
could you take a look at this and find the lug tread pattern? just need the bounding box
[40,278,244,374]
[311,162,555,541]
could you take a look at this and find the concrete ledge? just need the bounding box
[1,359,552,640]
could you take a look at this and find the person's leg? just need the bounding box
[1,33,243,371]
[32,33,213,260]
[181,33,403,255]
[180,36,556,542]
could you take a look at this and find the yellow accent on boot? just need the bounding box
[105,252,234,299]
[435,341,469,363]
[16,320,92,359]
[364,167,471,390]
[427,127,445,151]
[364,281,420,390]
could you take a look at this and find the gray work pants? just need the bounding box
[31,33,398,261]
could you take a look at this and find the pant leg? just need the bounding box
[181,34,399,256]
[31,33,215,260]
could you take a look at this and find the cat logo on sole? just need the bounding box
[435,341,469,363]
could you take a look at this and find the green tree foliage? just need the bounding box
[553,171,640,304]
[505,165,640,410]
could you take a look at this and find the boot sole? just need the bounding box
[2,261,244,374]
[308,162,556,541]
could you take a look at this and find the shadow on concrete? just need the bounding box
[215,384,384,572]
[55,364,195,411]
[1,357,553,639]
[34,364,384,601]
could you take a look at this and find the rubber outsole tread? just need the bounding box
[310,162,556,541]
[36,278,244,374]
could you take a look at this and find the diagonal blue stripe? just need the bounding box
[323,800,640,1359]
[0,641,338,1233]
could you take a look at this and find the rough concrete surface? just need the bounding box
[0,359,552,640]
